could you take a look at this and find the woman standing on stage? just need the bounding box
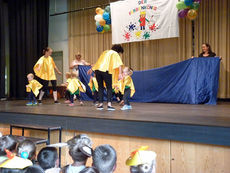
[89,44,124,111]
[34,47,62,104]
[198,43,216,57]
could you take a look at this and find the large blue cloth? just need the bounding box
[79,57,220,104]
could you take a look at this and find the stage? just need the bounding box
[1,99,230,146]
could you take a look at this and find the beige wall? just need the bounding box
[68,0,230,98]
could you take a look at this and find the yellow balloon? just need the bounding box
[187,9,198,20]
[99,19,106,26]
[95,7,102,14]
[99,9,104,15]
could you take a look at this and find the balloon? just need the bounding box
[96,21,100,26]
[103,24,110,32]
[94,14,103,22]
[187,9,198,20]
[101,30,105,34]
[191,2,200,10]
[178,9,189,18]
[99,9,104,15]
[176,1,187,10]
[96,25,104,32]
[103,12,110,21]
[95,7,102,14]
[106,19,111,25]
[99,19,106,26]
[105,6,110,13]
[184,0,194,6]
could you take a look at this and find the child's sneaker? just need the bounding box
[97,105,104,110]
[68,103,75,107]
[107,106,115,111]
[121,105,130,110]
[64,100,71,104]
[127,105,132,110]
[33,101,38,106]
[38,100,42,104]
[26,102,33,106]
[54,101,60,104]
[80,101,84,106]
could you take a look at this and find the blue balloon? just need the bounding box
[184,0,194,6]
[106,19,111,25]
[96,25,104,32]
[103,12,110,21]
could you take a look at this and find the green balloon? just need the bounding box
[191,2,200,10]
[176,1,187,10]
[103,24,110,32]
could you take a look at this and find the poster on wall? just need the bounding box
[110,0,179,44]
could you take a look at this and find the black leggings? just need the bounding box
[93,91,98,103]
[123,88,131,105]
[95,70,112,103]
[40,79,57,92]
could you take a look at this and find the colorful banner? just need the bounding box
[110,0,179,44]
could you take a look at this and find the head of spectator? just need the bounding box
[126,146,157,173]
[24,165,45,173]
[61,134,93,173]
[17,140,36,161]
[37,147,60,173]
[0,135,17,156]
[93,144,117,173]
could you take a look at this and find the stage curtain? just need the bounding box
[0,0,7,98]
[68,0,230,98]
[8,0,49,99]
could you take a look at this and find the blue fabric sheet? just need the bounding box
[78,57,220,104]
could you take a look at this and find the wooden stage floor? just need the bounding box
[1,99,230,127]
[1,99,230,146]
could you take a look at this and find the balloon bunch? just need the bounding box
[176,0,201,20]
[94,6,111,33]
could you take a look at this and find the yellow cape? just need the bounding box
[0,156,33,169]
[33,56,57,80]
[67,78,86,94]
[92,50,123,87]
[117,76,135,97]
[26,79,43,97]
[88,77,98,92]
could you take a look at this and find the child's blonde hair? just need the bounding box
[65,72,71,79]
[71,71,78,78]
[27,73,34,79]
[123,67,133,76]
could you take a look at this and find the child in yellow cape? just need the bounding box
[67,72,86,106]
[61,72,72,104]
[117,67,135,110]
[26,73,43,106]
[88,73,99,106]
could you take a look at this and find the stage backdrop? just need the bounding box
[68,0,230,98]
[79,57,220,105]
[110,0,179,44]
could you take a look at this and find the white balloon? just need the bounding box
[94,14,103,22]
